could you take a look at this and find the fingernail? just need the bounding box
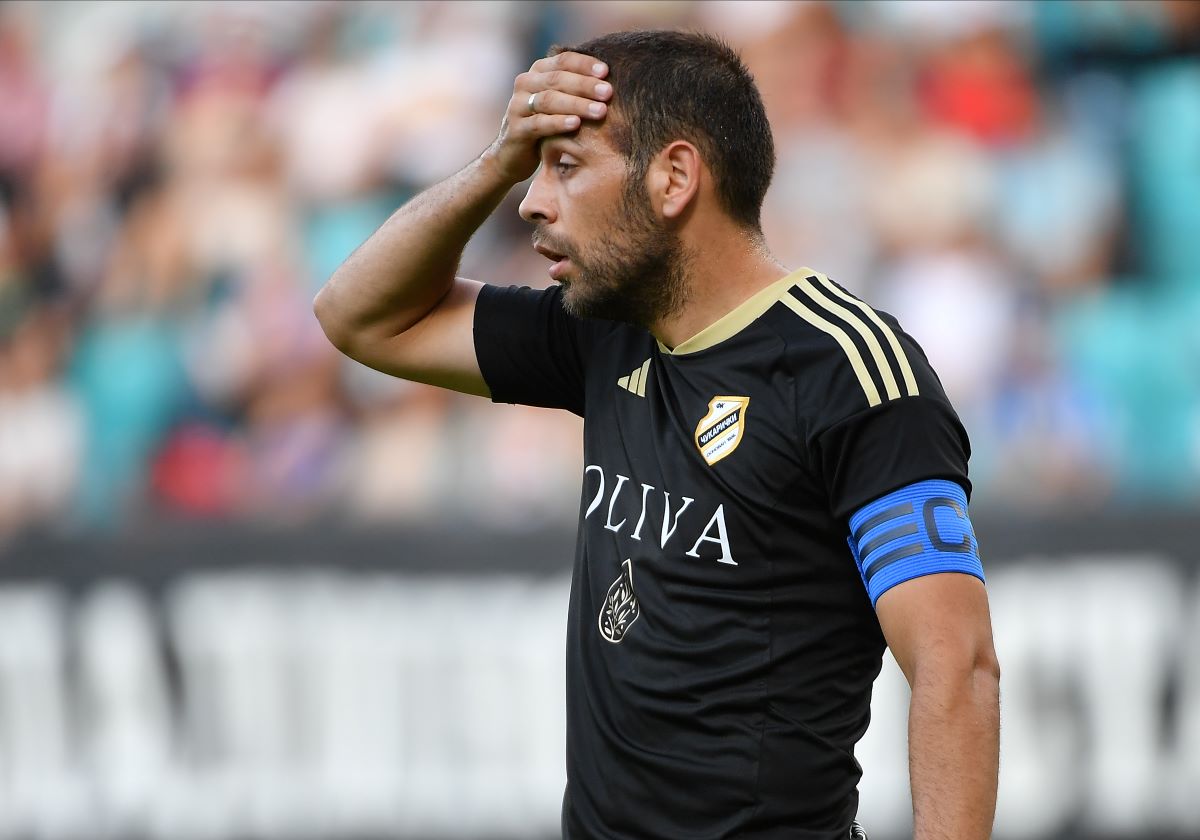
[565,115,580,127]
[588,102,605,117]
[593,62,607,76]
[595,82,611,97]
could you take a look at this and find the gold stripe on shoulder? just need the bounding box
[796,275,901,401]
[812,274,919,397]
[779,293,882,407]
[657,270,807,356]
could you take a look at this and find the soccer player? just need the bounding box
[315,30,1000,840]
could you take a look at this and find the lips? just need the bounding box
[533,239,573,281]
[533,241,567,262]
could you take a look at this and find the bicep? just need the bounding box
[339,277,490,397]
[845,478,994,682]
[876,573,997,685]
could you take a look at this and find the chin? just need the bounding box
[557,279,592,315]
[558,282,590,318]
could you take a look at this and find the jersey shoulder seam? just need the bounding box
[771,271,922,409]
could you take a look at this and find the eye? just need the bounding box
[553,160,577,176]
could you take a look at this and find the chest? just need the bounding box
[580,336,813,570]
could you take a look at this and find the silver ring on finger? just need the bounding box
[527,92,538,115]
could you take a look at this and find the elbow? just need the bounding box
[312,281,335,335]
[911,640,1000,701]
[961,643,1001,707]
[963,644,1001,713]
[977,644,1001,687]
[313,282,352,353]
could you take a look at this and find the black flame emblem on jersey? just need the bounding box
[599,559,640,643]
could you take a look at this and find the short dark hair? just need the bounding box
[552,30,775,231]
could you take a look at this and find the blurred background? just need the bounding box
[0,0,1198,837]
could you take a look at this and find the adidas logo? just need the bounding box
[617,358,651,397]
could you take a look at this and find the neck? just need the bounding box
[650,225,790,351]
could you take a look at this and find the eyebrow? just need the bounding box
[540,135,588,157]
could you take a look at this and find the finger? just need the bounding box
[526,89,607,120]
[524,69,612,103]
[530,51,607,79]
[519,113,582,138]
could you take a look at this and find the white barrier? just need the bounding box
[0,557,1196,838]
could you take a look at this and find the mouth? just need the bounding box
[533,240,572,281]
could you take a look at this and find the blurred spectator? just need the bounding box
[917,25,1038,147]
[0,301,83,535]
[1,0,1198,533]
[0,7,48,198]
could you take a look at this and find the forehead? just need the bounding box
[541,120,622,158]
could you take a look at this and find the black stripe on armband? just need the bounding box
[847,479,985,607]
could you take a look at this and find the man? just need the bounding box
[315,29,999,840]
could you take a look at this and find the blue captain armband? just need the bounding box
[847,479,985,608]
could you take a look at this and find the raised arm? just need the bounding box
[312,51,612,395]
[877,573,1001,840]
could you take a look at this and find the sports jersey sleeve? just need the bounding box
[815,394,971,521]
[808,345,977,606]
[473,283,614,416]
[789,279,979,605]
[784,273,972,518]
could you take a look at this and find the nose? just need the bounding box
[518,166,556,225]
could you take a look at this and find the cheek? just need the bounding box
[564,169,624,224]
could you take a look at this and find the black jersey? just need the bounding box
[473,268,970,840]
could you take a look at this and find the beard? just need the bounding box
[534,178,691,328]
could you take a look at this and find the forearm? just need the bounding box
[908,661,1000,840]
[314,150,515,347]
[314,49,609,350]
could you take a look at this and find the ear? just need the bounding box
[647,140,701,220]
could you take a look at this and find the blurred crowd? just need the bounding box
[1,0,1198,536]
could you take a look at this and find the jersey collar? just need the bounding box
[656,267,811,356]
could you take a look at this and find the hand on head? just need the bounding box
[487,52,612,184]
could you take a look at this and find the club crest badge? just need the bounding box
[694,395,750,466]
[599,559,640,643]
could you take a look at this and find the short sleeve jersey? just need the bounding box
[473,268,971,840]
